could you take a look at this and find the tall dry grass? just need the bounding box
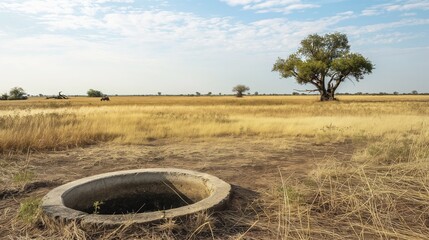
[0,112,116,152]
[262,129,429,239]
[1,96,428,152]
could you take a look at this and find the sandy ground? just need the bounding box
[0,137,355,238]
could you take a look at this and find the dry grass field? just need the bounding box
[0,95,428,239]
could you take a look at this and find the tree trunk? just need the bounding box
[319,83,337,101]
[320,92,336,101]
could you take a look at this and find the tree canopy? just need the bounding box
[9,87,27,100]
[233,84,250,97]
[272,32,374,101]
[87,89,103,97]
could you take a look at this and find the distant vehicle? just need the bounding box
[46,91,68,99]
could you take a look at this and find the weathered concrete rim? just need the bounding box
[41,168,231,226]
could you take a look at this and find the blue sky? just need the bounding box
[0,0,428,95]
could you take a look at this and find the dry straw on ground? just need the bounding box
[0,95,428,239]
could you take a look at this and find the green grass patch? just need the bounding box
[18,197,41,224]
[13,171,34,184]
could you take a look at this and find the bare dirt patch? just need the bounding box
[0,137,355,238]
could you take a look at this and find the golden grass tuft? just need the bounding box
[305,130,429,239]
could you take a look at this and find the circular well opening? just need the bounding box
[42,169,231,225]
[62,172,211,214]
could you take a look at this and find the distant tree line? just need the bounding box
[1,86,426,100]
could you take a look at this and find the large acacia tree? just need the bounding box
[272,33,374,101]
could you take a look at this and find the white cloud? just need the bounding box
[0,0,349,51]
[0,0,354,53]
[98,10,355,53]
[0,1,424,57]
[385,0,429,11]
[361,9,381,16]
[0,0,75,15]
[361,0,429,16]
[338,18,429,36]
[1,0,419,54]
[354,32,419,45]
[221,0,259,6]
[221,0,319,14]
[0,0,133,15]
[401,12,417,17]
[41,14,104,30]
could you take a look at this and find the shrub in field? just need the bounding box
[87,89,103,97]
[0,92,8,100]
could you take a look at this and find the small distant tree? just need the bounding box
[207,92,212,96]
[393,91,399,95]
[254,91,259,95]
[87,89,103,97]
[411,90,418,95]
[9,87,27,100]
[196,92,201,96]
[158,92,162,96]
[232,84,250,97]
[1,93,8,100]
[292,92,299,95]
